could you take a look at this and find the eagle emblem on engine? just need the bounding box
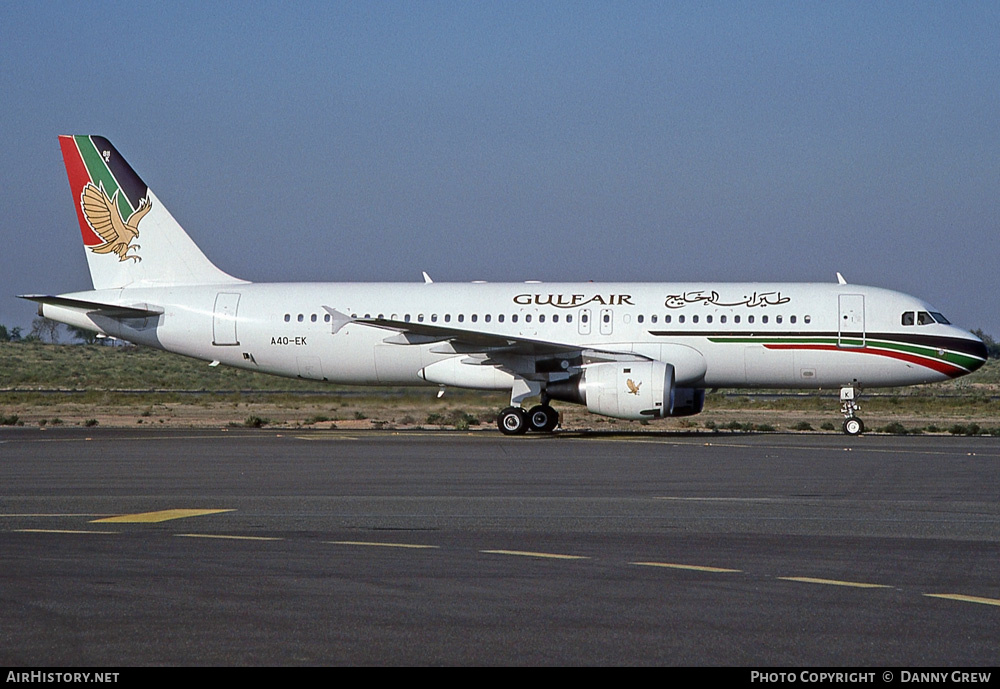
[626,378,641,395]
[80,182,151,262]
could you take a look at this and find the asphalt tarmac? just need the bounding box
[1,428,998,666]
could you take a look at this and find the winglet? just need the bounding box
[321,306,355,334]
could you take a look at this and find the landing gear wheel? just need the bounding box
[498,406,529,435]
[527,404,559,433]
[843,417,865,436]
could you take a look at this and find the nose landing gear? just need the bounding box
[841,386,864,436]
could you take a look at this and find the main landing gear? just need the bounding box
[497,403,560,435]
[840,386,864,436]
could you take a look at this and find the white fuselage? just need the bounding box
[41,280,984,391]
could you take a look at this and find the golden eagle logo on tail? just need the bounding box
[81,182,151,262]
[626,378,641,395]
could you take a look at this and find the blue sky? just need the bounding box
[1,1,997,337]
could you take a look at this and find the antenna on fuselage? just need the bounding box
[836,272,848,285]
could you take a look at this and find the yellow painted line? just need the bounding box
[481,549,588,560]
[14,529,119,535]
[174,534,281,541]
[633,561,741,573]
[779,576,890,589]
[91,509,234,523]
[325,540,440,549]
[925,593,1000,607]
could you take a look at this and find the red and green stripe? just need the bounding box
[702,334,984,378]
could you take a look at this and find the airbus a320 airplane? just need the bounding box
[22,136,988,435]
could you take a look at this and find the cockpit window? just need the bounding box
[901,312,914,326]
[929,311,951,325]
[917,311,934,325]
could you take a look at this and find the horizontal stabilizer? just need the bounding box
[18,294,163,319]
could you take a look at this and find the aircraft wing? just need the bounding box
[321,306,647,366]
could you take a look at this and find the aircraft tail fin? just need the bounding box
[59,135,245,290]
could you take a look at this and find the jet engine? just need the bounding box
[546,361,669,420]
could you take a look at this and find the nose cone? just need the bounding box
[967,336,989,372]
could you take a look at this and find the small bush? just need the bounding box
[948,423,981,436]
[84,419,99,427]
[792,421,813,431]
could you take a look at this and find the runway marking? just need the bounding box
[779,576,891,589]
[2,513,109,518]
[91,509,234,523]
[481,549,589,560]
[175,533,281,541]
[656,496,777,503]
[295,434,359,440]
[326,540,440,549]
[924,593,1000,607]
[632,561,742,573]
[14,528,119,535]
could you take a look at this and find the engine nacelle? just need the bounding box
[549,361,674,420]
[546,361,707,420]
